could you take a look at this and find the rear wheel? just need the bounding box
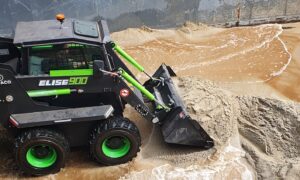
[15,129,69,176]
[90,117,141,165]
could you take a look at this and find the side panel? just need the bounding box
[15,73,125,115]
[0,68,59,128]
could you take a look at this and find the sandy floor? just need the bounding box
[1,22,300,179]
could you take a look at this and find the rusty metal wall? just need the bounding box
[198,0,300,26]
[0,0,300,37]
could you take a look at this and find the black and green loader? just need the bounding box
[0,15,214,175]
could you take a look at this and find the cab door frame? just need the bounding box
[0,37,21,74]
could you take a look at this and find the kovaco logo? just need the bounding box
[0,74,12,85]
[39,77,88,86]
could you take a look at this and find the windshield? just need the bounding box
[28,43,103,75]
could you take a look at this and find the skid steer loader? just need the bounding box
[0,14,214,175]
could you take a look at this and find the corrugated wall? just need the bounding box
[1,0,300,36]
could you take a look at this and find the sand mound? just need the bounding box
[123,77,300,180]
[176,77,238,145]
[178,77,300,179]
[237,96,300,179]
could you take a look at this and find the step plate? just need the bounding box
[10,105,114,128]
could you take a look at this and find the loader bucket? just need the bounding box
[144,64,214,148]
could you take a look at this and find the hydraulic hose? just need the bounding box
[112,42,157,80]
[112,42,145,72]
[27,89,72,97]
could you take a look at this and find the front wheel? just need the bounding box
[15,129,69,176]
[90,117,141,165]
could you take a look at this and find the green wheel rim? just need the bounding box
[26,145,57,168]
[102,136,131,158]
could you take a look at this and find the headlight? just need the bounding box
[5,95,14,102]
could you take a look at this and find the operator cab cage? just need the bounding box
[13,19,111,47]
[9,19,121,75]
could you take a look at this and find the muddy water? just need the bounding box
[267,23,300,101]
[116,23,299,102]
[121,24,290,83]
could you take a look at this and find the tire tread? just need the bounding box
[89,117,141,165]
[15,128,69,176]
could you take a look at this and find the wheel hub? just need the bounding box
[106,137,124,149]
[102,136,131,158]
[26,145,57,168]
[33,146,51,158]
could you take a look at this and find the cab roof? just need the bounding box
[13,19,111,47]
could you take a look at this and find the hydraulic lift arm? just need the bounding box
[111,42,170,110]
[112,42,154,79]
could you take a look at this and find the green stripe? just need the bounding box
[67,44,85,48]
[27,89,71,97]
[119,68,155,101]
[31,45,53,50]
[50,69,93,77]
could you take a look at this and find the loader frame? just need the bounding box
[0,17,214,176]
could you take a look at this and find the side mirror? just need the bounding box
[93,60,104,78]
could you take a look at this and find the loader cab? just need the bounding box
[20,43,105,76]
[2,18,134,78]
[11,18,112,76]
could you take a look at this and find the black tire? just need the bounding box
[15,128,69,176]
[90,117,141,165]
